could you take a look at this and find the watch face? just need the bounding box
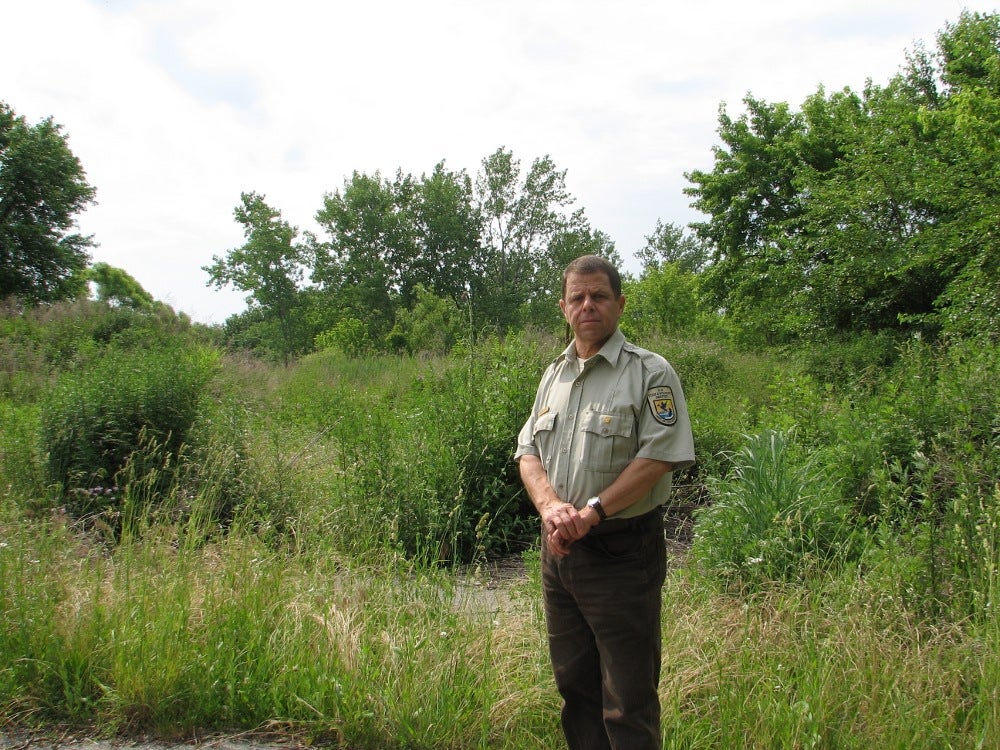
[588,497,606,519]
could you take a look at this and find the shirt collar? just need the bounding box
[560,328,626,368]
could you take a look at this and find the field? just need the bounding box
[2,303,999,748]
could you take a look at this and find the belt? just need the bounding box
[586,507,664,537]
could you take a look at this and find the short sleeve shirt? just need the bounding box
[515,329,695,519]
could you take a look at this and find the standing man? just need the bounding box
[515,254,695,749]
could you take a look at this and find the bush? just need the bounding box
[690,430,862,590]
[39,343,220,517]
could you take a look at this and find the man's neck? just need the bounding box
[574,335,612,360]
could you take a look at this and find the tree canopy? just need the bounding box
[685,11,1000,344]
[204,191,310,361]
[0,102,96,303]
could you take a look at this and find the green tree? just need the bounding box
[621,263,704,342]
[922,12,1000,337]
[312,171,413,343]
[637,219,710,274]
[88,262,154,310]
[0,102,96,303]
[387,284,466,354]
[204,192,309,362]
[472,147,590,332]
[684,12,1000,343]
[408,162,480,307]
[685,96,806,344]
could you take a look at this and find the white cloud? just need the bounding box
[2,0,992,322]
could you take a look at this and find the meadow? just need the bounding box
[1,301,998,748]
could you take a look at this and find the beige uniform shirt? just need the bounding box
[515,329,695,519]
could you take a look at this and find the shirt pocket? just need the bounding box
[579,409,636,473]
[531,411,557,457]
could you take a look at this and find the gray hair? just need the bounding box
[562,255,622,298]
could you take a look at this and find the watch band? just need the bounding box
[588,496,608,521]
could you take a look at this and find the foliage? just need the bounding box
[386,283,469,354]
[273,332,549,563]
[312,170,417,344]
[314,316,370,358]
[690,430,861,590]
[0,297,205,402]
[636,219,710,274]
[685,11,1000,344]
[0,101,96,303]
[204,192,311,362]
[221,147,615,360]
[86,262,154,310]
[621,262,708,341]
[472,147,617,333]
[38,343,219,516]
[0,401,44,503]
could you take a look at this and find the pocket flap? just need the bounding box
[580,411,632,438]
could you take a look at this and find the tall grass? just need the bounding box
[0,508,558,748]
[3,303,1000,747]
[689,430,861,591]
[658,573,992,749]
[2,506,997,748]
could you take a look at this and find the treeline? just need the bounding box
[687,11,1000,346]
[203,11,999,363]
[2,13,996,364]
[204,148,626,361]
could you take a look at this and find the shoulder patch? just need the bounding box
[646,386,677,426]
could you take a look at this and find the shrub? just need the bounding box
[342,332,547,563]
[690,430,861,590]
[39,343,220,517]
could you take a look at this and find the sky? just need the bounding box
[3,0,995,324]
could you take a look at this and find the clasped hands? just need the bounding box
[543,501,599,557]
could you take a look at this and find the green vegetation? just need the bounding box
[1,9,998,748]
[1,296,998,748]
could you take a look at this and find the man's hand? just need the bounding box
[541,501,599,557]
[520,454,599,557]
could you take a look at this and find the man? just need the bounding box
[515,254,695,750]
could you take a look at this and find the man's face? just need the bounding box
[560,271,625,354]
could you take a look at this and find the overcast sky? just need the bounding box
[3,0,993,323]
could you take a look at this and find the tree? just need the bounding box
[386,284,466,354]
[204,192,309,361]
[684,12,1000,343]
[923,12,1000,337]
[637,220,710,274]
[685,96,807,343]
[622,263,711,342]
[472,147,591,332]
[312,171,413,343]
[409,162,480,305]
[0,102,96,303]
[88,262,154,310]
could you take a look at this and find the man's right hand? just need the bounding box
[541,501,599,557]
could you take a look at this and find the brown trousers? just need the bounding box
[541,509,667,750]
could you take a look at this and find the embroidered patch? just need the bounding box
[647,386,677,426]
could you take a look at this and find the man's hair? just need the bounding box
[562,255,622,298]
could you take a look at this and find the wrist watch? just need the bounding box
[587,496,607,522]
